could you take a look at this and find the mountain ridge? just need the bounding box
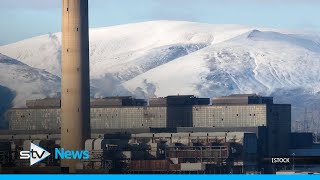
[0,20,319,131]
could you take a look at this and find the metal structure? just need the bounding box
[166,146,229,164]
[61,0,90,171]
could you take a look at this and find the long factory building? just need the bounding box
[4,94,291,158]
[0,94,299,174]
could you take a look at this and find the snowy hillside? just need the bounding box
[124,29,320,97]
[0,21,251,78]
[0,53,60,107]
[0,20,320,131]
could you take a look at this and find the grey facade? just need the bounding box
[192,105,267,128]
[5,94,291,157]
[213,94,273,105]
[7,107,167,130]
[7,106,194,130]
[8,108,61,131]
[192,104,291,157]
[91,107,167,129]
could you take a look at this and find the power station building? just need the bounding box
[7,95,289,129]
[0,0,305,174]
[7,95,207,130]
[0,94,295,173]
[5,95,291,156]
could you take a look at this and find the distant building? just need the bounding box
[0,94,295,174]
[91,96,146,107]
[212,94,273,105]
[194,94,291,157]
[6,95,291,158]
[7,95,211,130]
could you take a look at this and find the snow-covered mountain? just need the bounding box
[0,21,320,131]
[0,53,60,107]
[124,29,320,97]
[0,21,251,78]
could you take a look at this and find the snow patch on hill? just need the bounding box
[1,21,320,131]
[0,53,60,107]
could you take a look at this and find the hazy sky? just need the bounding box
[0,0,319,45]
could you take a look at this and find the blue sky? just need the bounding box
[0,0,319,45]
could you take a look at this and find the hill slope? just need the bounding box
[0,21,320,131]
[124,29,320,98]
[0,53,60,107]
[0,21,251,78]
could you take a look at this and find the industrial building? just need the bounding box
[7,95,209,130]
[1,0,312,174]
[6,94,291,157]
[0,94,304,174]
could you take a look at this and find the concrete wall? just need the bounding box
[91,107,167,129]
[7,107,167,130]
[7,108,61,130]
[192,105,267,128]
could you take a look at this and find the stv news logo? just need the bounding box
[20,143,90,166]
[20,143,51,166]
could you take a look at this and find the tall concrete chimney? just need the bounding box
[61,0,90,171]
